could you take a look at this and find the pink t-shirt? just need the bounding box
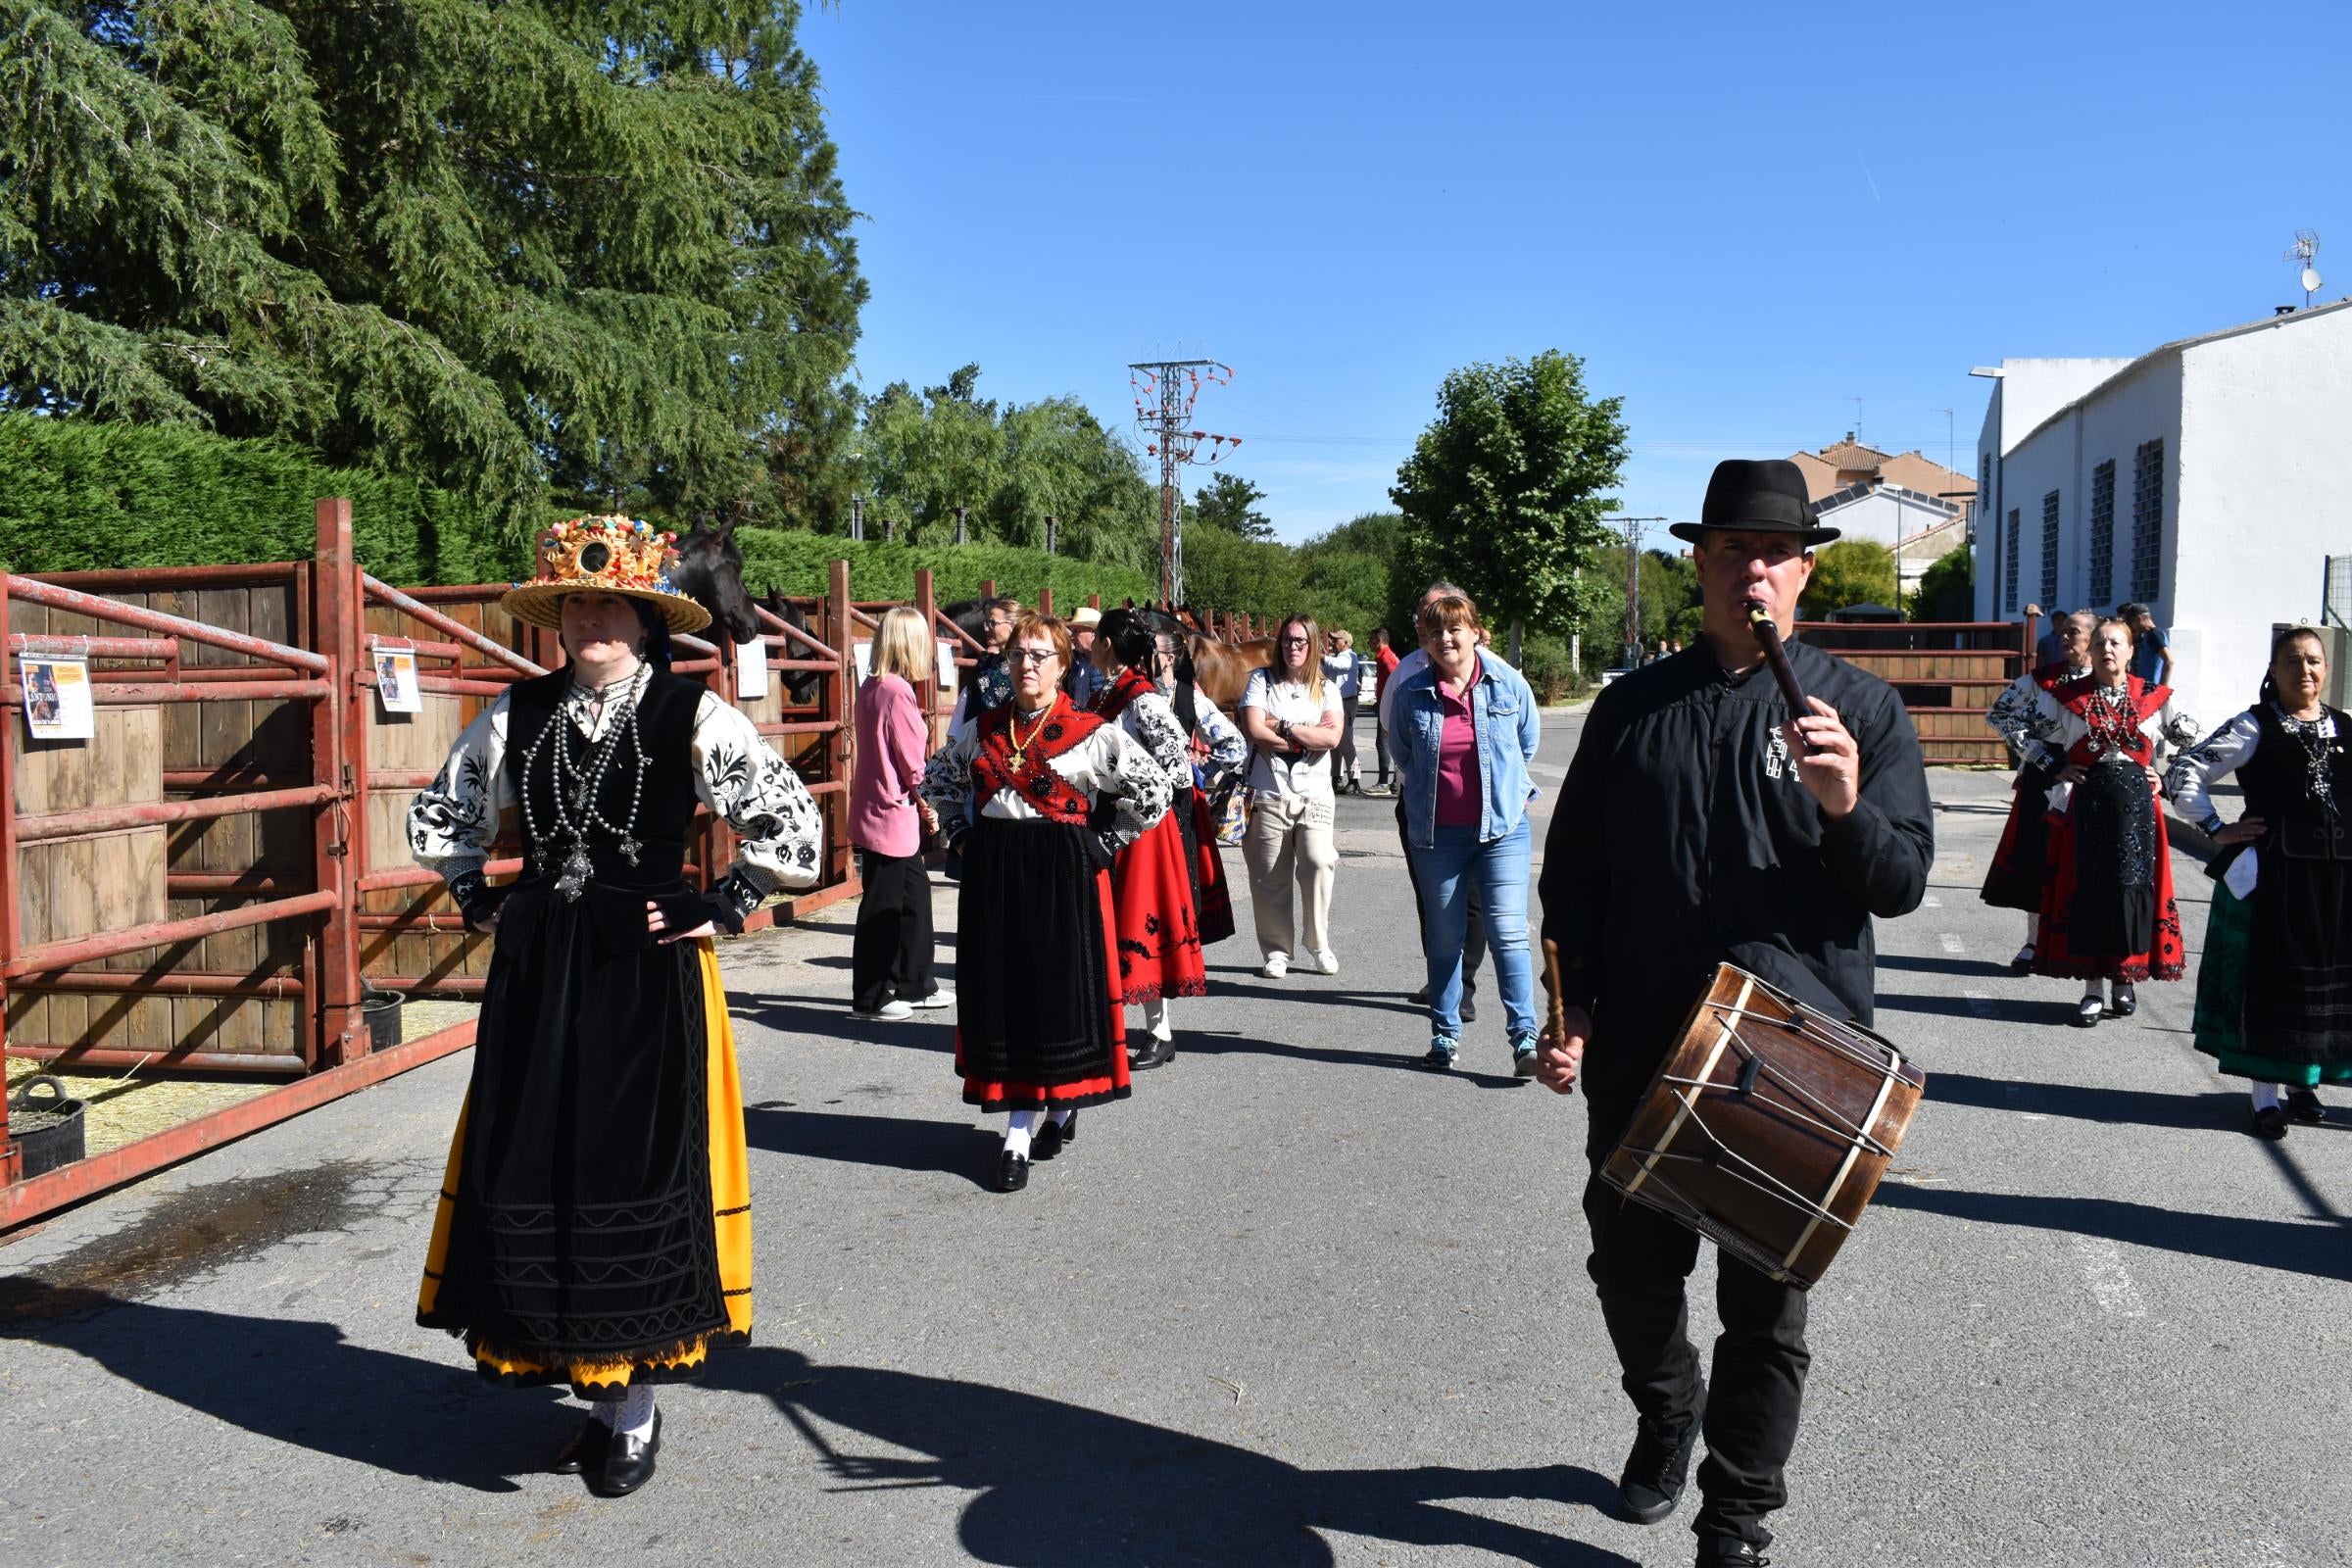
[1433,661,1482,827]
[849,672,931,858]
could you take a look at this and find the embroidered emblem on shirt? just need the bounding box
[1765,727,1793,782]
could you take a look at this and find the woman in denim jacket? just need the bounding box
[1388,593,1544,1072]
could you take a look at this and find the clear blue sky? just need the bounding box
[805,2,2352,543]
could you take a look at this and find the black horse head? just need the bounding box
[755,590,826,705]
[939,598,991,653]
[669,517,760,650]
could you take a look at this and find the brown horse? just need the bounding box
[1185,632,1276,712]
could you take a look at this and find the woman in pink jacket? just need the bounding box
[850,608,951,1020]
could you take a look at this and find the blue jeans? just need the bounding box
[1411,818,1536,1043]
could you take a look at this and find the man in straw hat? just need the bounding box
[1533,460,1934,1565]
[408,514,825,1496]
[1064,604,1110,709]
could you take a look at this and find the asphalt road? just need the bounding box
[1,703,2344,1568]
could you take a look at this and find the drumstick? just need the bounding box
[1746,602,1823,752]
[1541,938,1575,1096]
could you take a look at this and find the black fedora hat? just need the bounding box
[1670,459,1840,546]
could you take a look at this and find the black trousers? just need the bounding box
[1581,1168,1809,1549]
[852,850,936,1010]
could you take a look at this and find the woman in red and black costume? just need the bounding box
[920,612,1175,1192]
[1089,610,1209,1071]
[2024,614,2185,1024]
[1982,608,2094,968]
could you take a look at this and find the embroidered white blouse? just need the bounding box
[918,701,1173,854]
[407,680,826,895]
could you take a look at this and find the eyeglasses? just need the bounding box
[1279,635,1310,646]
[1005,648,1059,666]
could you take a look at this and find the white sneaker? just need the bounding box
[1260,954,1290,978]
[1312,950,1341,975]
[853,999,913,1021]
[910,987,956,1009]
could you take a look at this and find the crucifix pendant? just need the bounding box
[556,843,592,901]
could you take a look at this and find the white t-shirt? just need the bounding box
[1321,651,1363,702]
[1241,668,1344,797]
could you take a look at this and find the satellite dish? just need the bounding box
[2303,267,2324,295]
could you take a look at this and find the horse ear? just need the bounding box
[717,515,740,544]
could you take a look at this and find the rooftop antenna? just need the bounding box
[2285,229,2323,308]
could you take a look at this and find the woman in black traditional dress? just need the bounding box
[2024,614,2185,1024]
[2167,626,2352,1138]
[1983,608,2092,968]
[408,515,823,1496]
[920,612,1174,1192]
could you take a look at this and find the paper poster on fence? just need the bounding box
[854,640,872,682]
[735,640,769,699]
[938,640,956,696]
[374,649,422,713]
[21,655,95,740]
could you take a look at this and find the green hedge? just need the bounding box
[733,528,1156,609]
[0,415,532,583]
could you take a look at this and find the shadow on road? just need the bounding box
[0,1286,555,1492]
[1875,1184,2352,1282]
[1878,989,2073,1026]
[708,1347,1636,1567]
[729,995,956,1054]
[745,1105,998,1190]
[1927,1071,2242,1132]
[1877,953,2014,979]
[1183,1031,1530,1090]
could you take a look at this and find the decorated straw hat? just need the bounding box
[501,514,712,635]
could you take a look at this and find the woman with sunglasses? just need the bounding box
[921,613,1175,1192]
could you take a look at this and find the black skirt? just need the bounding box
[419,877,742,1390]
[954,817,1130,1110]
[2245,849,2352,1067]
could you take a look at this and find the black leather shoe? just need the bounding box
[2252,1104,2290,1141]
[550,1413,611,1475]
[1695,1539,1771,1567]
[996,1150,1030,1192]
[1617,1412,1700,1525]
[1127,1034,1174,1071]
[1032,1114,1069,1161]
[590,1409,661,1497]
[2286,1088,2325,1124]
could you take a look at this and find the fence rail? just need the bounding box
[1792,612,2038,765]
[0,506,1128,1225]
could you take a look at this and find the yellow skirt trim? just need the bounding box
[416,938,754,1393]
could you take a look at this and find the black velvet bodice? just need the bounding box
[508,665,705,891]
[2241,703,2352,861]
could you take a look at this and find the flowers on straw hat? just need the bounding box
[501,514,712,635]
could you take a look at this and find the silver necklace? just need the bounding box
[518,665,653,899]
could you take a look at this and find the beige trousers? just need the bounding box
[1245,789,1337,960]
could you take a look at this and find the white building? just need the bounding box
[1972,301,2352,729]
[1809,481,1965,597]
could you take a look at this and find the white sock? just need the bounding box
[1049,1106,1074,1129]
[1004,1110,1039,1157]
[1142,997,1172,1042]
[613,1385,657,1441]
[2251,1082,2283,1111]
[587,1397,619,1429]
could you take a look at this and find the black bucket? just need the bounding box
[9,1075,87,1178]
[362,986,406,1049]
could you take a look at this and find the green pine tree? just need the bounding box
[0,0,865,542]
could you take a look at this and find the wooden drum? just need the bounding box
[1599,962,1925,1290]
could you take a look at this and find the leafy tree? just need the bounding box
[1802,539,1898,617]
[1390,350,1630,660]
[1190,471,1275,542]
[1914,543,1973,620]
[1,0,866,538]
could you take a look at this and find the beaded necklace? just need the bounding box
[2276,705,2338,818]
[519,664,653,900]
[2081,681,2140,761]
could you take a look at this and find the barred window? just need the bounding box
[2087,460,2117,608]
[2040,490,2061,608]
[2131,440,2164,601]
[2004,508,2021,612]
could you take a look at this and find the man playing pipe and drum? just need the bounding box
[1535,459,1935,1567]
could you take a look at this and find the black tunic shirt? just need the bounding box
[1539,639,1935,1149]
